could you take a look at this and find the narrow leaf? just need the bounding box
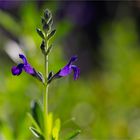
[29,127,40,137]
[36,28,45,39]
[31,101,44,130]
[47,113,53,137]
[27,113,41,133]
[47,29,56,40]
[40,40,47,55]
[29,127,44,139]
[64,129,81,140]
[52,118,61,140]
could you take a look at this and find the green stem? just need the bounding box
[44,39,49,140]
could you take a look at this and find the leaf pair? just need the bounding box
[40,40,53,56]
[37,28,56,40]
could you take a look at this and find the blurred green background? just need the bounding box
[0,1,140,139]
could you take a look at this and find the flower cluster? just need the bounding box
[11,54,79,83]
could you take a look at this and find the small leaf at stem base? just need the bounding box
[29,126,44,139]
[64,129,81,140]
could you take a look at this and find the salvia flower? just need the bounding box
[48,56,80,83]
[11,54,43,82]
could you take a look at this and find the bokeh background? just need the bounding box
[0,1,140,139]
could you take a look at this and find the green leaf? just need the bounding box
[52,118,61,140]
[29,126,44,139]
[46,44,53,55]
[64,129,81,140]
[36,28,45,39]
[47,29,56,40]
[47,113,53,137]
[28,113,41,133]
[31,101,44,130]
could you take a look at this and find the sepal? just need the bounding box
[47,29,56,40]
[46,44,53,56]
[36,28,45,39]
[40,40,47,55]
[48,17,53,27]
[36,72,45,83]
[48,71,53,81]
[43,23,50,32]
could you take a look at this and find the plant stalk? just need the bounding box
[44,38,49,140]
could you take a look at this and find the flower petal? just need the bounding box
[23,64,36,75]
[19,54,28,65]
[47,56,79,83]
[58,65,72,77]
[71,65,80,80]
[67,56,78,66]
[11,63,24,75]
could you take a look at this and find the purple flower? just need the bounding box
[48,56,80,83]
[11,54,43,82]
[11,54,35,76]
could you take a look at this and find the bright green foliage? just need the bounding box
[52,118,61,140]
[64,129,81,140]
[48,113,53,138]
[1,2,140,140]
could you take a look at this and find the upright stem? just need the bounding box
[44,38,49,140]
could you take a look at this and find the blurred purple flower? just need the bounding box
[65,2,94,26]
[11,54,36,76]
[48,56,79,83]
[0,1,22,10]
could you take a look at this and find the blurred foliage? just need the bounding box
[0,1,140,140]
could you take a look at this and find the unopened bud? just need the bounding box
[40,40,47,55]
[44,9,51,20]
[43,23,50,32]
